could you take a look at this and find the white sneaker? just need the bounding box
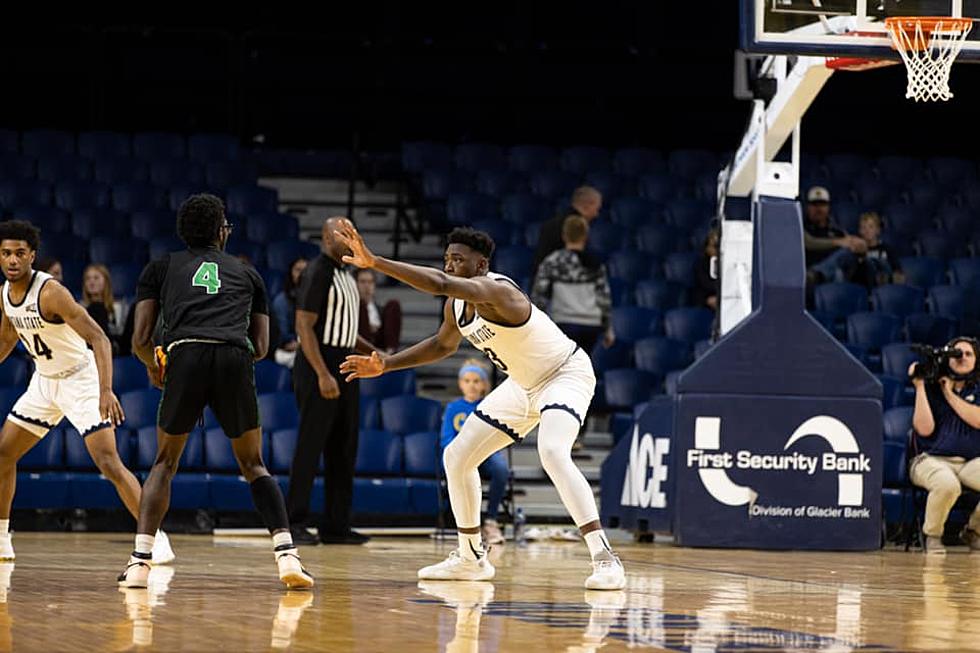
[0,534,13,562]
[584,550,626,590]
[924,535,947,555]
[118,555,152,589]
[151,530,175,565]
[276,549,314,590]
[418,550,495,581]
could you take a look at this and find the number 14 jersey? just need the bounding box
[453,272,577,390]
[3,270,90,376]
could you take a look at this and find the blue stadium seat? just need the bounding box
[0,356,29,387]
[928,284,968,320]
[266,241,303,272]
[188,133,240,161]
[608,278,632,307]
[421,169,470,200]
[853,178,889,208]
[530,170,579,200]
[0,180,52,209]
[635,280,684,311]
[881,343,918,378]
[906,312,957,346]
[65,427,131,470]
[876,156,921,184]
[121,388,162,430]
[0,129,16,153]
[607,250,654,284]
[360,396,380,430]
[476,170,526,197]
[255,360,291,394]
[90,236,148,267]
[927,156,975,188]
[77,131,131,159]
[910,183,940,212]
[610,307,661,343]
[508,145,558,173]
[967,187,980,213]
[225,240,265,269]
[610,197,660,230]
[636,225,677,258]
[401,141,453,173]
[634,337,692,377]
[663,252,698,286]
[71,208,128,241]
[492,246,532,281]
[14,472,70,509]
[19,428,64,470]
[109,260,141,294]
[258,392,298,432]
[205,428,240,472]
[133,132,186,161]
[561,146,610,174]
[404,431,440,477]
[832,200,862,234]
[359,369,417,399]
[585,221,626,260]
[877,374,907,410]
[149,236,184,261]
[663,307,714,344]
[523,222,544,248]
[39,232,86,265]
[604,368,659,409]
[149,159,205,187]
[694,339,714,358]
[168,185,221,212]
[130,209,173,241]
[501,194,550,226]
[21,130,74,158]
[846,312,902,349]
[949,258,980,288]
[113,357,149,393]
[664,370,682,395]
[883,406,914,443]
[94,157,149,185]
[583,171,630,198]
[226,185,277,215]
[446,193,499,225]
[665,199,710,230]
[591,340,632,375]
[917,230,966,259]
[614,148,665,177]
[637,173,677,204]
[268,428,303,474]
[824,153,871,182]
[355,430,404,476]
[37,155,92,183]
[900,257,947,289]
[380,396,442,435]
[882,440,908,488]
[937,207,975,239]
[668,149,716,181]
[884,204,928,237]
[352,477,411,514]
[0,153,36,180]
[455,143,506,172]
[870,284,925,319]
[814,282,869,320]
[206,160,258,188]
[136,426,204,471]
[244,213,299,243]
[112,182,163,213]
[471,220,515,247]
[54,181,110,211]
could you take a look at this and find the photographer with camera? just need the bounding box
[908,337,980,554]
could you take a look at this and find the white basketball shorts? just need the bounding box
[471,347,596,441]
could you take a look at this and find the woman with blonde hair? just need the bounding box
[81,264,127,351]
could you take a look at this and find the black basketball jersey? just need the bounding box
[136,247,269,351]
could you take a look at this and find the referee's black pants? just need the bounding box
[287,346,360,534]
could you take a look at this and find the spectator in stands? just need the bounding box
[356,269,402,354]
[852,211,904,288]
[692,228,719,311]
[272,257,308,365]
[440,359,508,546]
[804,186,866,284]
[532,215,613,355]
[908,337,980,554]
[81,264,127,352]
[532,186,603,277]
[36,256,63,283]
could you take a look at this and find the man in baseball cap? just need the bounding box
[803,185,866,284]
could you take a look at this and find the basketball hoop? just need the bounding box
[885,16,974,102]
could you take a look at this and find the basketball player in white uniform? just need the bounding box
[0,220,173,563]
[336,220,625,590]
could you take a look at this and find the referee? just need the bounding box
[289,216,376,545]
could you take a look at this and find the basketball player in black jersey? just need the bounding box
[117,194,313,590]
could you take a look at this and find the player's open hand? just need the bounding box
[340,351,385,382]
[334,219,376,269]
[100,389,126,426]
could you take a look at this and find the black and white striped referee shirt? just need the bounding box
[295,253,359,349]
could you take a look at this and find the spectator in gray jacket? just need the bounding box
[531,215,613,355]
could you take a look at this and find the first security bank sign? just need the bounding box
[604,400,881,549]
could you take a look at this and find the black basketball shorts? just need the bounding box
[158,342,260,438]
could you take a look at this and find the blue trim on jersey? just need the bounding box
[80,421,113,437]
[473,408,521,442]
[9,410,57,431]
[540,403,583,426]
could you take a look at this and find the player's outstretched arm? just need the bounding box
[42,282,125,426]
[334,219,502,305]
[0,315,19,364]
[340,299,461,382]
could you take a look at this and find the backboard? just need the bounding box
[741,0,980,60]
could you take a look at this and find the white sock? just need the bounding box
[273,531,295,551]
[0,520,8,536]
[134,533,155,557]
[584,530,613,559]
[458,531,484,561]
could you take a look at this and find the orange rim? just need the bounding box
[885,16,974,49]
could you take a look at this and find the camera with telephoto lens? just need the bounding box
[909,344,963,382]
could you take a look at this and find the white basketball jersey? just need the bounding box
[3,271,91,376]
[453,272,577,389]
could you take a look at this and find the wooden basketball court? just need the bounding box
[0,532,977,651]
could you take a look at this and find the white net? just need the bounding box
[885,18,973,102]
